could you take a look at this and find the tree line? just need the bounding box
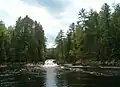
[0,15,46,64]
[54,3,120,64]
[1,3,120,65]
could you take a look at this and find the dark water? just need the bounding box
[0,65,120,87]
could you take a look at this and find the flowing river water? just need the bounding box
[0,64,120,87]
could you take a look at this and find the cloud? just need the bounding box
[0,10,12,25]
[22,0,71,13]
[0,0,61,48]
[0,0,120,48]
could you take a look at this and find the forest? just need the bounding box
[54,3,120,65]
[0,15,46,64]
[1,3,120,66]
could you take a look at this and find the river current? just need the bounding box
[0,64,120,87]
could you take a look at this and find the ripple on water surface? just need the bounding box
[0,65,120,87]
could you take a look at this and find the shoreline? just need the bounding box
[1,63,120,76]
[61,64,120,76]
[1,62,120,69]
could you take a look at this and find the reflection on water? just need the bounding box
[0,64,120,87]
[45,67,57,87]
[56,71,120,87]
[0,65,45,87]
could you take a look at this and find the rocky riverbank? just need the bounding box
[61,64,120,76]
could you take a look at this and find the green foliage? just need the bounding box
[1,3,120,65]
[54,3,120,63]
[0,21,7,63]
[0,16,46,64]
[55,29,65,62]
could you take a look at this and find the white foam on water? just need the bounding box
[42,59,58,67]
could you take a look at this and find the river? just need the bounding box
[0,64,120,87]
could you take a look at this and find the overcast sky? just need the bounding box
[0,0,120,48]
